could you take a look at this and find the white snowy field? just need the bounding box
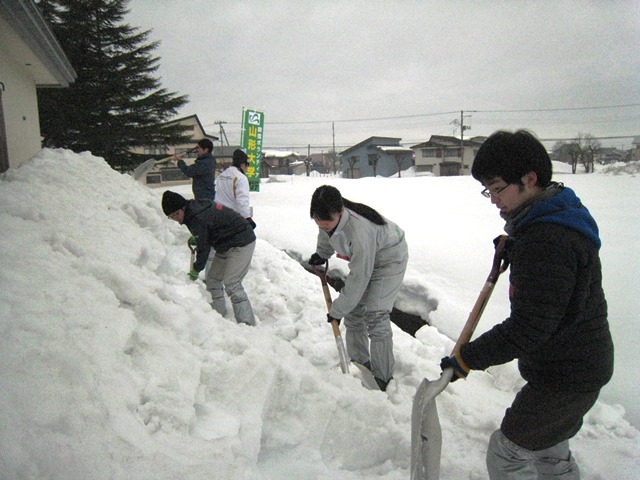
[0,148,638,479]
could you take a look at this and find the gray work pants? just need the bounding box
[486,430,580,480]
[343,256,407,383]
[206,241,256,326]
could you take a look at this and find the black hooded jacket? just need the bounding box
[461,187,614,392]
[183,199,256,272]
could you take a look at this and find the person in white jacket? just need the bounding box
[308,185,408,391]
[215,149,255,229]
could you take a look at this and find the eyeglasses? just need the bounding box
[481,183,512,198]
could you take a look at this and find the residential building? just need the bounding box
[0,0,76,173]
[594,147,626,165]
[339,136,413,179]
[261,149,304,176]
[411,135,485,176]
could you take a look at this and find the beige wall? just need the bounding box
[0,47,43,169]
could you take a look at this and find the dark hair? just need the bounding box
[310,185,386,226]
[197,138,214,152]
[232,149,248,168]
[472,130,552,187]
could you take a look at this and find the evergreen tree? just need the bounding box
[37,0,190,171]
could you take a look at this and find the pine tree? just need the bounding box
[37,0,190,171]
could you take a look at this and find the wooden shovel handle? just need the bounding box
[452,235,508,355]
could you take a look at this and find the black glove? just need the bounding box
[247,218,257,229]
[440,353,470,383]
[327,314,341,326]
[308,253,326,266]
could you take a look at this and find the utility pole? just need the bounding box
[458,111,472,174]
[214,121,229,147]
[459,110,471,146]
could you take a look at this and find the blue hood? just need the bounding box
[513,187,601,250]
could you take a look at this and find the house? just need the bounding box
[0,0,76,173]
[410,135,485,176]
[594,147,626,165]
[129,114,218,186]
[261,149,304,176]
[339,136,413,178]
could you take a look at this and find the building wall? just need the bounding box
[0,46,44,169]
[341,148,411,178]
[413,144,479,176]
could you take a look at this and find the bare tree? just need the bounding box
[348,155,359,179]
[325,149,341,174]
[392,152,409,178]
[567,140,583,174]
[368,154,379,177]
[582,134,601,173]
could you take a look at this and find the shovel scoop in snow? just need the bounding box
[411,235,509,480]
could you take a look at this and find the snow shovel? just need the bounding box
[410,235,509,480]
[188,242,196,271]
[311,260,350,374]
[132,147,195,180]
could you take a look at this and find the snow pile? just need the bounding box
[0,149,638,479]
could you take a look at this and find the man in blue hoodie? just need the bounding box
[441,130,613,479]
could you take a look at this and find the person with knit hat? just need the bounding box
[215,149,255,229]
[162,190,257,326]
[176,139,216,201]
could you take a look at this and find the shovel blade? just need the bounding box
[336,336,350,374]
[410,369,453,480]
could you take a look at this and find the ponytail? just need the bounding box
[310,185,386,226]
[342,198,386,226]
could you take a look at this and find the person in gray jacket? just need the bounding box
[308,185,408,391]
[162,190,256,326]
[440,130,613,479]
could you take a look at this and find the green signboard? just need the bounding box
[240,108,264,192]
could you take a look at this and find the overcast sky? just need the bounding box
[125,1,640,153]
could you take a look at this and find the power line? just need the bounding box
[203,103,640,128]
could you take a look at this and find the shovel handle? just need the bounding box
[451,235,509,355]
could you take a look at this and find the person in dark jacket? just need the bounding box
[177,139,216,200]
[440,130,614,479]
[162,190,257,326]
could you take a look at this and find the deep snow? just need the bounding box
[0,149,638,479]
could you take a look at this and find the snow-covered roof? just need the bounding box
[376,146,414,153]
[261,149,301,158]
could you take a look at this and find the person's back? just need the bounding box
[215,149,254,224]
[183,199,255,263]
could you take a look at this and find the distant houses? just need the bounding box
[411,135,486,177]
[339,136,413,178]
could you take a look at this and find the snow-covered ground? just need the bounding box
[0,149,638,479]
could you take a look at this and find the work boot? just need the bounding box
[232,299,256,326]
[374,376,392,392]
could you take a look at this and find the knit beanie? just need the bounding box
[232,149,249,168]
[162,190,188,215]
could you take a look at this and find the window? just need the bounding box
[421,149,437,158]
[444,148,461,157]
[144,146,167,156]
